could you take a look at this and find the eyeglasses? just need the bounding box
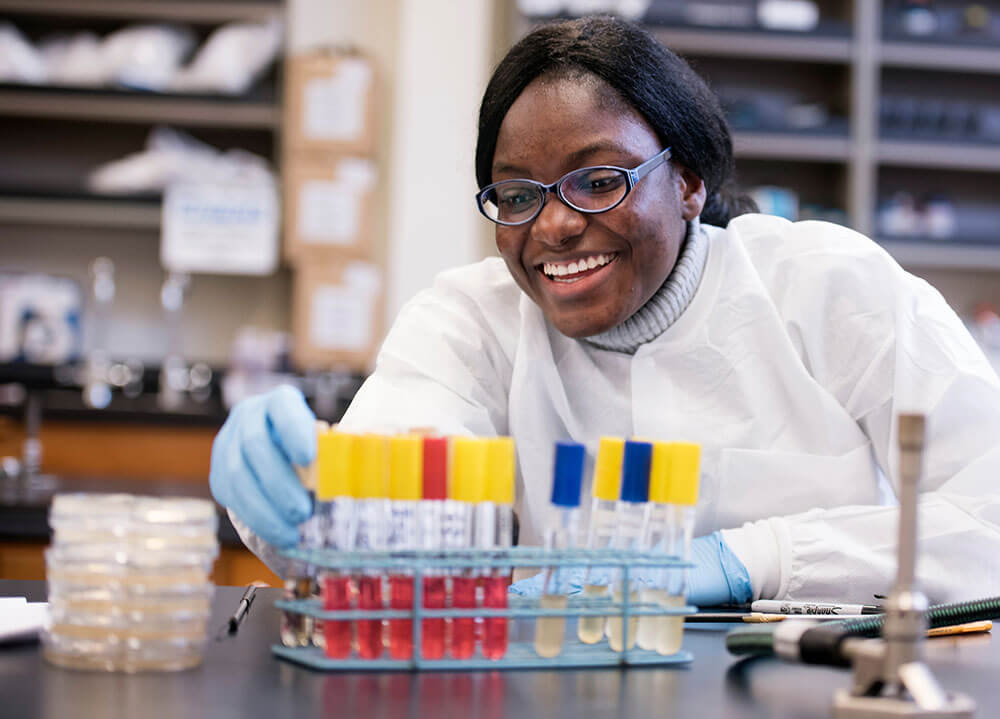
[475,146,672,226]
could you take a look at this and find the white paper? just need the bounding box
[302,58,372,142]
[299,180,358,243]
[309,285,372,351]
[161,181,279,275]
[0,600,49,644]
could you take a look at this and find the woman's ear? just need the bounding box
[676,165,707,221]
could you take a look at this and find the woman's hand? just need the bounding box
[209,385,316,547]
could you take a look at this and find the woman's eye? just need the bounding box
[499,190,535,209]
[571,171,624,195]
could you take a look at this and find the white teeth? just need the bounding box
[541,253,614,279]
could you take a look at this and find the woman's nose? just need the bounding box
[530,192,586,248]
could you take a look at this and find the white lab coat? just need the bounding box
[335,213,1000,604]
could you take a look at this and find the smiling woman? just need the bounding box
[212,16,1000,610]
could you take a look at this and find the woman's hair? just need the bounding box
[475,15,757,226]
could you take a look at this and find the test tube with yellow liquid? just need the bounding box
[533,442,584,658]
[657,442,700,656]
[577,437,624,644]
[605,440,652,653]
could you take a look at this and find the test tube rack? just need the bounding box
[271,546,695,671]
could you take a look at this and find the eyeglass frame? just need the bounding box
[474,146,673,227]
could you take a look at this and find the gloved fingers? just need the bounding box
[508,570,546,597]
[265,385,317,467]
[686,532,753,607]
[209,398,253,509]
[239,400,312,525]
[230,472,302,548]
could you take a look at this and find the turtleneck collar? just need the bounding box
[581,217,709,354]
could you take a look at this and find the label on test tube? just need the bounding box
[449,437,487,660]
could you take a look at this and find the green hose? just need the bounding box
[726,595,1000,664]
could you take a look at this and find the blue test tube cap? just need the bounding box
[551,441,584,508]
[620,440,652,503]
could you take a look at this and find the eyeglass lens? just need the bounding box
[480,167,629,224]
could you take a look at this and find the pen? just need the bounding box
[687,613,869,623]
[749,600,882,615]
[219,583,262,639]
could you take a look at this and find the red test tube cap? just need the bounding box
[422,436,448,500]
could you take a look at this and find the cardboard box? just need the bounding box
[284,50,376,156]
[283,156,377,263]
[291,258,384,372]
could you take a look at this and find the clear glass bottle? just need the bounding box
[605,440,652,653]
[533,441,584,659]
[578,437,624,644]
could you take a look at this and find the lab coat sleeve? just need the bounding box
[722,219,1000,603]
[336,262,515,436]
[234,261,516,576]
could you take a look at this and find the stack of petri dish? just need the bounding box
[43,493,219,672]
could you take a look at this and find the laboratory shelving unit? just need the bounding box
[0,0,289,367]
[510,0,1000,287]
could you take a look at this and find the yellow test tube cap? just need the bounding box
[355,434,388,499]
[648,440,673,504]
[486,437,515,505]
[316,430,357,500]
[450,436,487,503]
[389,435,423,501]
[666,442,701,506]
[592,437,625,501]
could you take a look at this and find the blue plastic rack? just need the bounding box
[271,547,696,671]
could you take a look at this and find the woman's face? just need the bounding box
[492,73,705,338]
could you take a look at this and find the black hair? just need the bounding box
[475,16,757,226]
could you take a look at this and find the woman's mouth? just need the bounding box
[538,252,618,283]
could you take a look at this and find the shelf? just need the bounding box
[878,238,1000,271]
[0,193,160,229]
[0,0,283,23]
[878,140,1000,172]
[651,26,852,63]
[733,131,851,162]
[0,85,280,129]
[880,42,1000,75]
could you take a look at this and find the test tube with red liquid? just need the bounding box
[387,436,422,660]
[419,436,449,659]
[354,434,389,659]
[447,437,486,659]
[317,430,358,659]
[482,437,515,660]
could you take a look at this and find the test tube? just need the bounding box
[605,439,652,653]
[636,440,673,651]
[447,437,487,659]
[533,441,584,659]
[482,437,515,660]
[281,420,329,648]
[387,435,422,660]
[419,436,448,659]
[354,434,389,659]
[657,442,700,656]
[317,430,357,658]
[577,437,625,644]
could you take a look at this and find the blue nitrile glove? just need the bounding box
[209,385,316,548]
[508,566,615,597]
[687,531,753,607]
[509,531,752,605]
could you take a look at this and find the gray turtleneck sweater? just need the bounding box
[583,217,709,354]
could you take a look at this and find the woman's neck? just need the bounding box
[581,217,708,354]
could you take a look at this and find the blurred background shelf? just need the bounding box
[650,26,852,62]
[0,85,281,129]
[733,131,851,161]
[878,140,1000,172]
[0,0,283,24]
[0,191,161,229]
[880,42,1000,74]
